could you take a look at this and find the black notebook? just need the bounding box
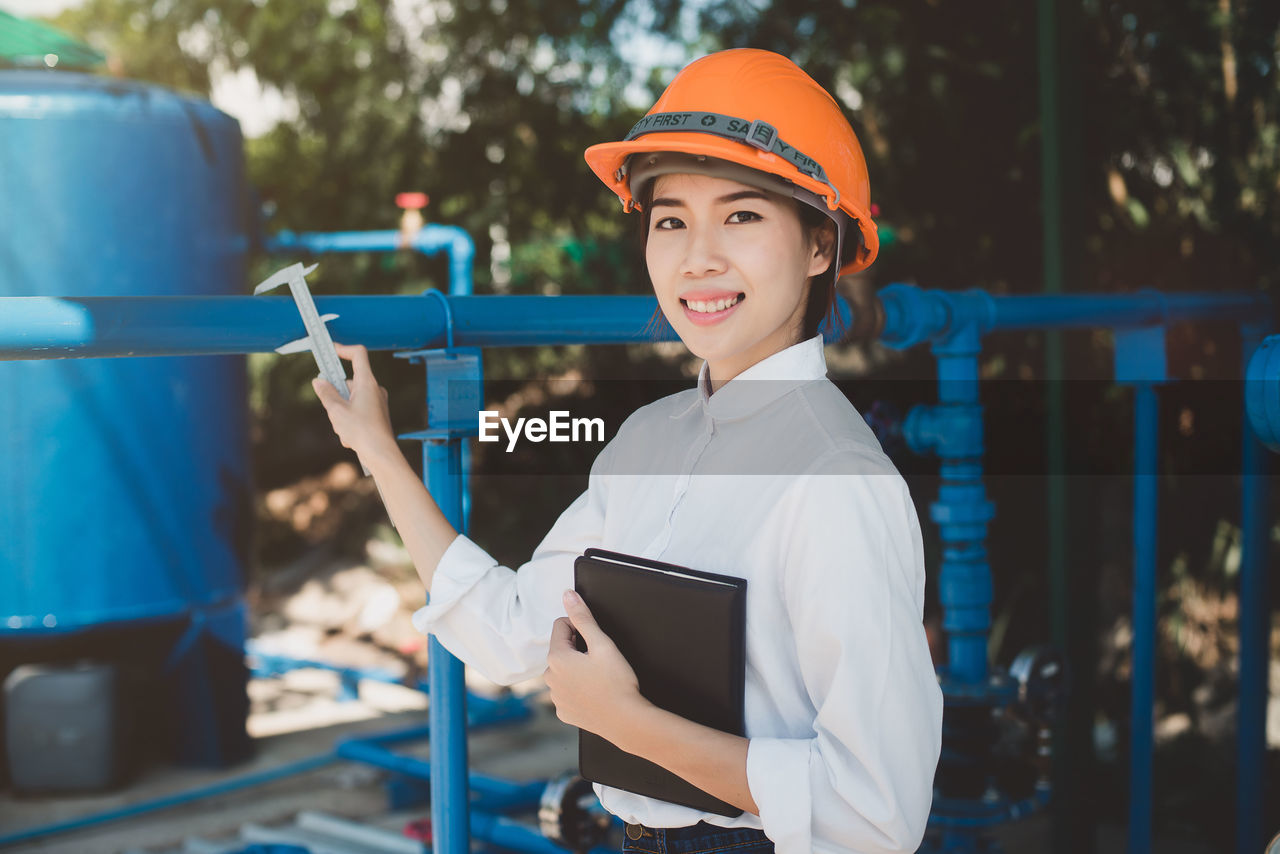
[572,547,747,817]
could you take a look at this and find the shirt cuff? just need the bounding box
[411,534,498,635]
[746,736,812,853]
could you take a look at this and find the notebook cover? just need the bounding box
[572,547,747,818]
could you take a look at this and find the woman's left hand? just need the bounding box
[546,590,647,742]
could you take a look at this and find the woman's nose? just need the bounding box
[678,224,728,277]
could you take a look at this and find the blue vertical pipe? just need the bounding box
[425,437,468,854]
[1128,382,1158,854]
[1237,322,1270,854]
[933,325,993,684]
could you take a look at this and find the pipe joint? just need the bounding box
[1246,334,1280,452]
[930,487,995,545]
[411,225,476,295]
[878,283,950,349]
[940,569,994,611]
[905,403,985,459]
[933,291,995,354]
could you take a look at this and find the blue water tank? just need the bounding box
[0,72,250,648]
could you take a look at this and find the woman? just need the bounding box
[313,49,942,854]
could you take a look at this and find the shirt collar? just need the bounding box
[672,334,829,421]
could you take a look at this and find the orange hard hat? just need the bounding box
[584,48,879,275]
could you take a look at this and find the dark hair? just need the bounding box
[796,204,840,341]
[636,177,856,343]
[636,179,667,340]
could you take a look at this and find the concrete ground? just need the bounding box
[1,683,583,854]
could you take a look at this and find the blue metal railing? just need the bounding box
[2,284,1272,854]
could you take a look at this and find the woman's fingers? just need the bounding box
[334,342,375,382]
[550,616,578,652]
[561,590,608,651]
[311,376,344,407]
[310,343,395,459]
[332,343,386,405]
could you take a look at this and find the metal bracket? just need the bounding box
[395,347,483,442]
[1113,325,1168,385]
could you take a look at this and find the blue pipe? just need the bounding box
[245,644,536,729]
[7,288,1266,361]
[0,294,662,358]
[1128,382,1158,854]
[933,326,994,684]
[247,645,420,701]
[903,309,996,687]
[1246,335,1280,451]
[879,285,1268,349]
[1237,322,1271,854]
[0,753,338,847]
[0,293,883,359]
[268,225,476,295]
[335,738,545,812]
[903,312,1004,853]
[983,291,1262,330]
[425,436,469,854]
[469,811,617,854]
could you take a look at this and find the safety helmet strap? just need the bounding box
[621,111,841,208]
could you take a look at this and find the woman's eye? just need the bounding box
[727,210,762,224]
[653,216,684,230]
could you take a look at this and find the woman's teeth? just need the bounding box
[686,294,742,313]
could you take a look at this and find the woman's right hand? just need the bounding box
[311,343,459,592]
[311,343,397,464]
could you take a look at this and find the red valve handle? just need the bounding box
[396,192,429,210]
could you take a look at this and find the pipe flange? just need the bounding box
[538,774,611,852]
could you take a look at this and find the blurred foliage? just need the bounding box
[48,0,1280,292]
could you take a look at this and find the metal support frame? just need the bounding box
[1240,325,1275,854]
[397,345,482,854]
[881,286,1273,852]
[1112,325,1167,854]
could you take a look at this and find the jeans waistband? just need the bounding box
[622,820,774,854]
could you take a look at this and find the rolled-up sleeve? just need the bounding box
[411,441,613,685]
[746,454,943,853]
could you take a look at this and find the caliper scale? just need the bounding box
[254,262,391,522]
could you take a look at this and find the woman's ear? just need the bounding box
[807,221,838,278]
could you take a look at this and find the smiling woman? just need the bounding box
[640,171,833,390]
[311,48,941,854]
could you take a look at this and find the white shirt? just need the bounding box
[413,334,943,854]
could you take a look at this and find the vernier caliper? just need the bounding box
[254,262,350,399]
[254,262,394,525]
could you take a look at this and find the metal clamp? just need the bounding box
[745,119,778,152]
[423,287,456,349]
